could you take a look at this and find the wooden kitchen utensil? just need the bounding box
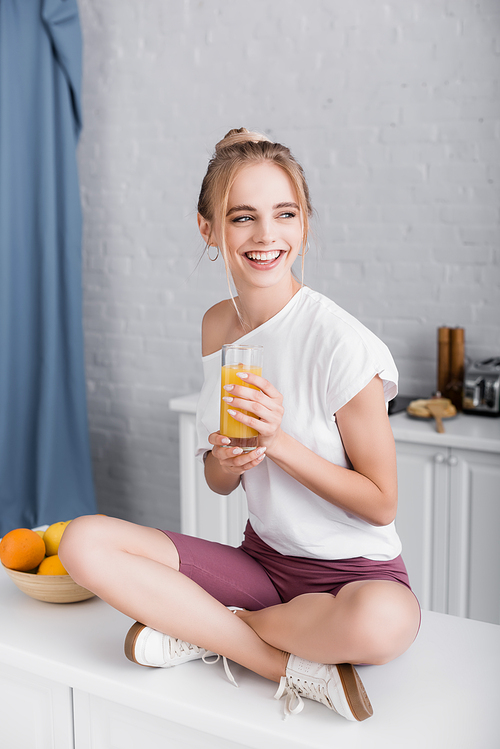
[426,400,447,433]
[407,397,457,433]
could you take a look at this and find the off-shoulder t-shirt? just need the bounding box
[196,286,401,561]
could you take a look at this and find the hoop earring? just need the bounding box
[299,242,310,257]
[207,245,220,262]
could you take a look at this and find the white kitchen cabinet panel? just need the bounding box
[0,661,74,749]
[73,690,246,749]
[392,441,437,612]
[391,412,500,625]
[448,448,500,624]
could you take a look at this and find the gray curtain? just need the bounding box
[0,0,97,534]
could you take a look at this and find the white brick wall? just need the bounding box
[77,0,500,529]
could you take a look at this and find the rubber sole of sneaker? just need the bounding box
[337,664,373,721]
[124,621,153,667]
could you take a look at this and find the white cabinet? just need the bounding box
[449,447,500,623]
[170,395,500,624]
[391,412,500,625]
[72,690,241,749]
[0,661,74,749]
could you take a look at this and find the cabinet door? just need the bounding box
[395,442,450,611]
[73,690,246,749]
[449,448,500,624]
[0,661,74,749]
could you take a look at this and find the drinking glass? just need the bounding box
[220,344,263,452]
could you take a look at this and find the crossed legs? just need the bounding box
[59,515,420,683]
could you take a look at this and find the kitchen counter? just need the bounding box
[1,569,499,748]
[389,410,500,452]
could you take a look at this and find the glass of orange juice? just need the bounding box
[220,344,263,452]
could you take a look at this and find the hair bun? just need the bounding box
[215,127,271,153]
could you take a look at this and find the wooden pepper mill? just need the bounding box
[437,327,464,411]
[438,327,451,396]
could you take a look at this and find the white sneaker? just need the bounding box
[274,655,373,721]
[124,622,238,686]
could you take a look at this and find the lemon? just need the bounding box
[43,520,72,556]
[37,554,69,575]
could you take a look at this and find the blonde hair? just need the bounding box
[198,128,313,292]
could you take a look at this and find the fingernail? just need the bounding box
[256,447,266,456]
[222,396,233,403]
[224,384,234,391]
[236,372,248,379]
[221,437,230,445]
[232,448,243,455]
[228,409,236,416]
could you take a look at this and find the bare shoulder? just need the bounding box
[202,299,238,356]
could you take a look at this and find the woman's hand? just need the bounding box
[204,372,284,493]
[221,371,285,453]
[207,431,267,477]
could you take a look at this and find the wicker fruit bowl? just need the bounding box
[2,563,95,603]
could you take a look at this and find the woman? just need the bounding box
[60,128,420,722]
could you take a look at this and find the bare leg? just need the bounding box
[235,581,421,666]
[59,515,288,682]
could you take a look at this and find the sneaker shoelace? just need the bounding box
[164,636,238,687]
[202,652,238,687]
[274,676,333,718]
[166,637,205,659]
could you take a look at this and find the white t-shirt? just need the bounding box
[196,286,402,562]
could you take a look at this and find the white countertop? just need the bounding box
[1,569,498,748]
[170,392,500,453]
[389,410,500,452]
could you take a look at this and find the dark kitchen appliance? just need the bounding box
[462,358,500,416]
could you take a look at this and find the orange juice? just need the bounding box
[220,363,262,451]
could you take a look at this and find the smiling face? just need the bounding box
[201,161,303,294]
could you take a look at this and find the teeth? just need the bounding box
[246,251,281,261]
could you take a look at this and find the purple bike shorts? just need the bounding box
[161,521,414,611]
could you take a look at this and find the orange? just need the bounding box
[36,555,69,575]
[0,528,46,572]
